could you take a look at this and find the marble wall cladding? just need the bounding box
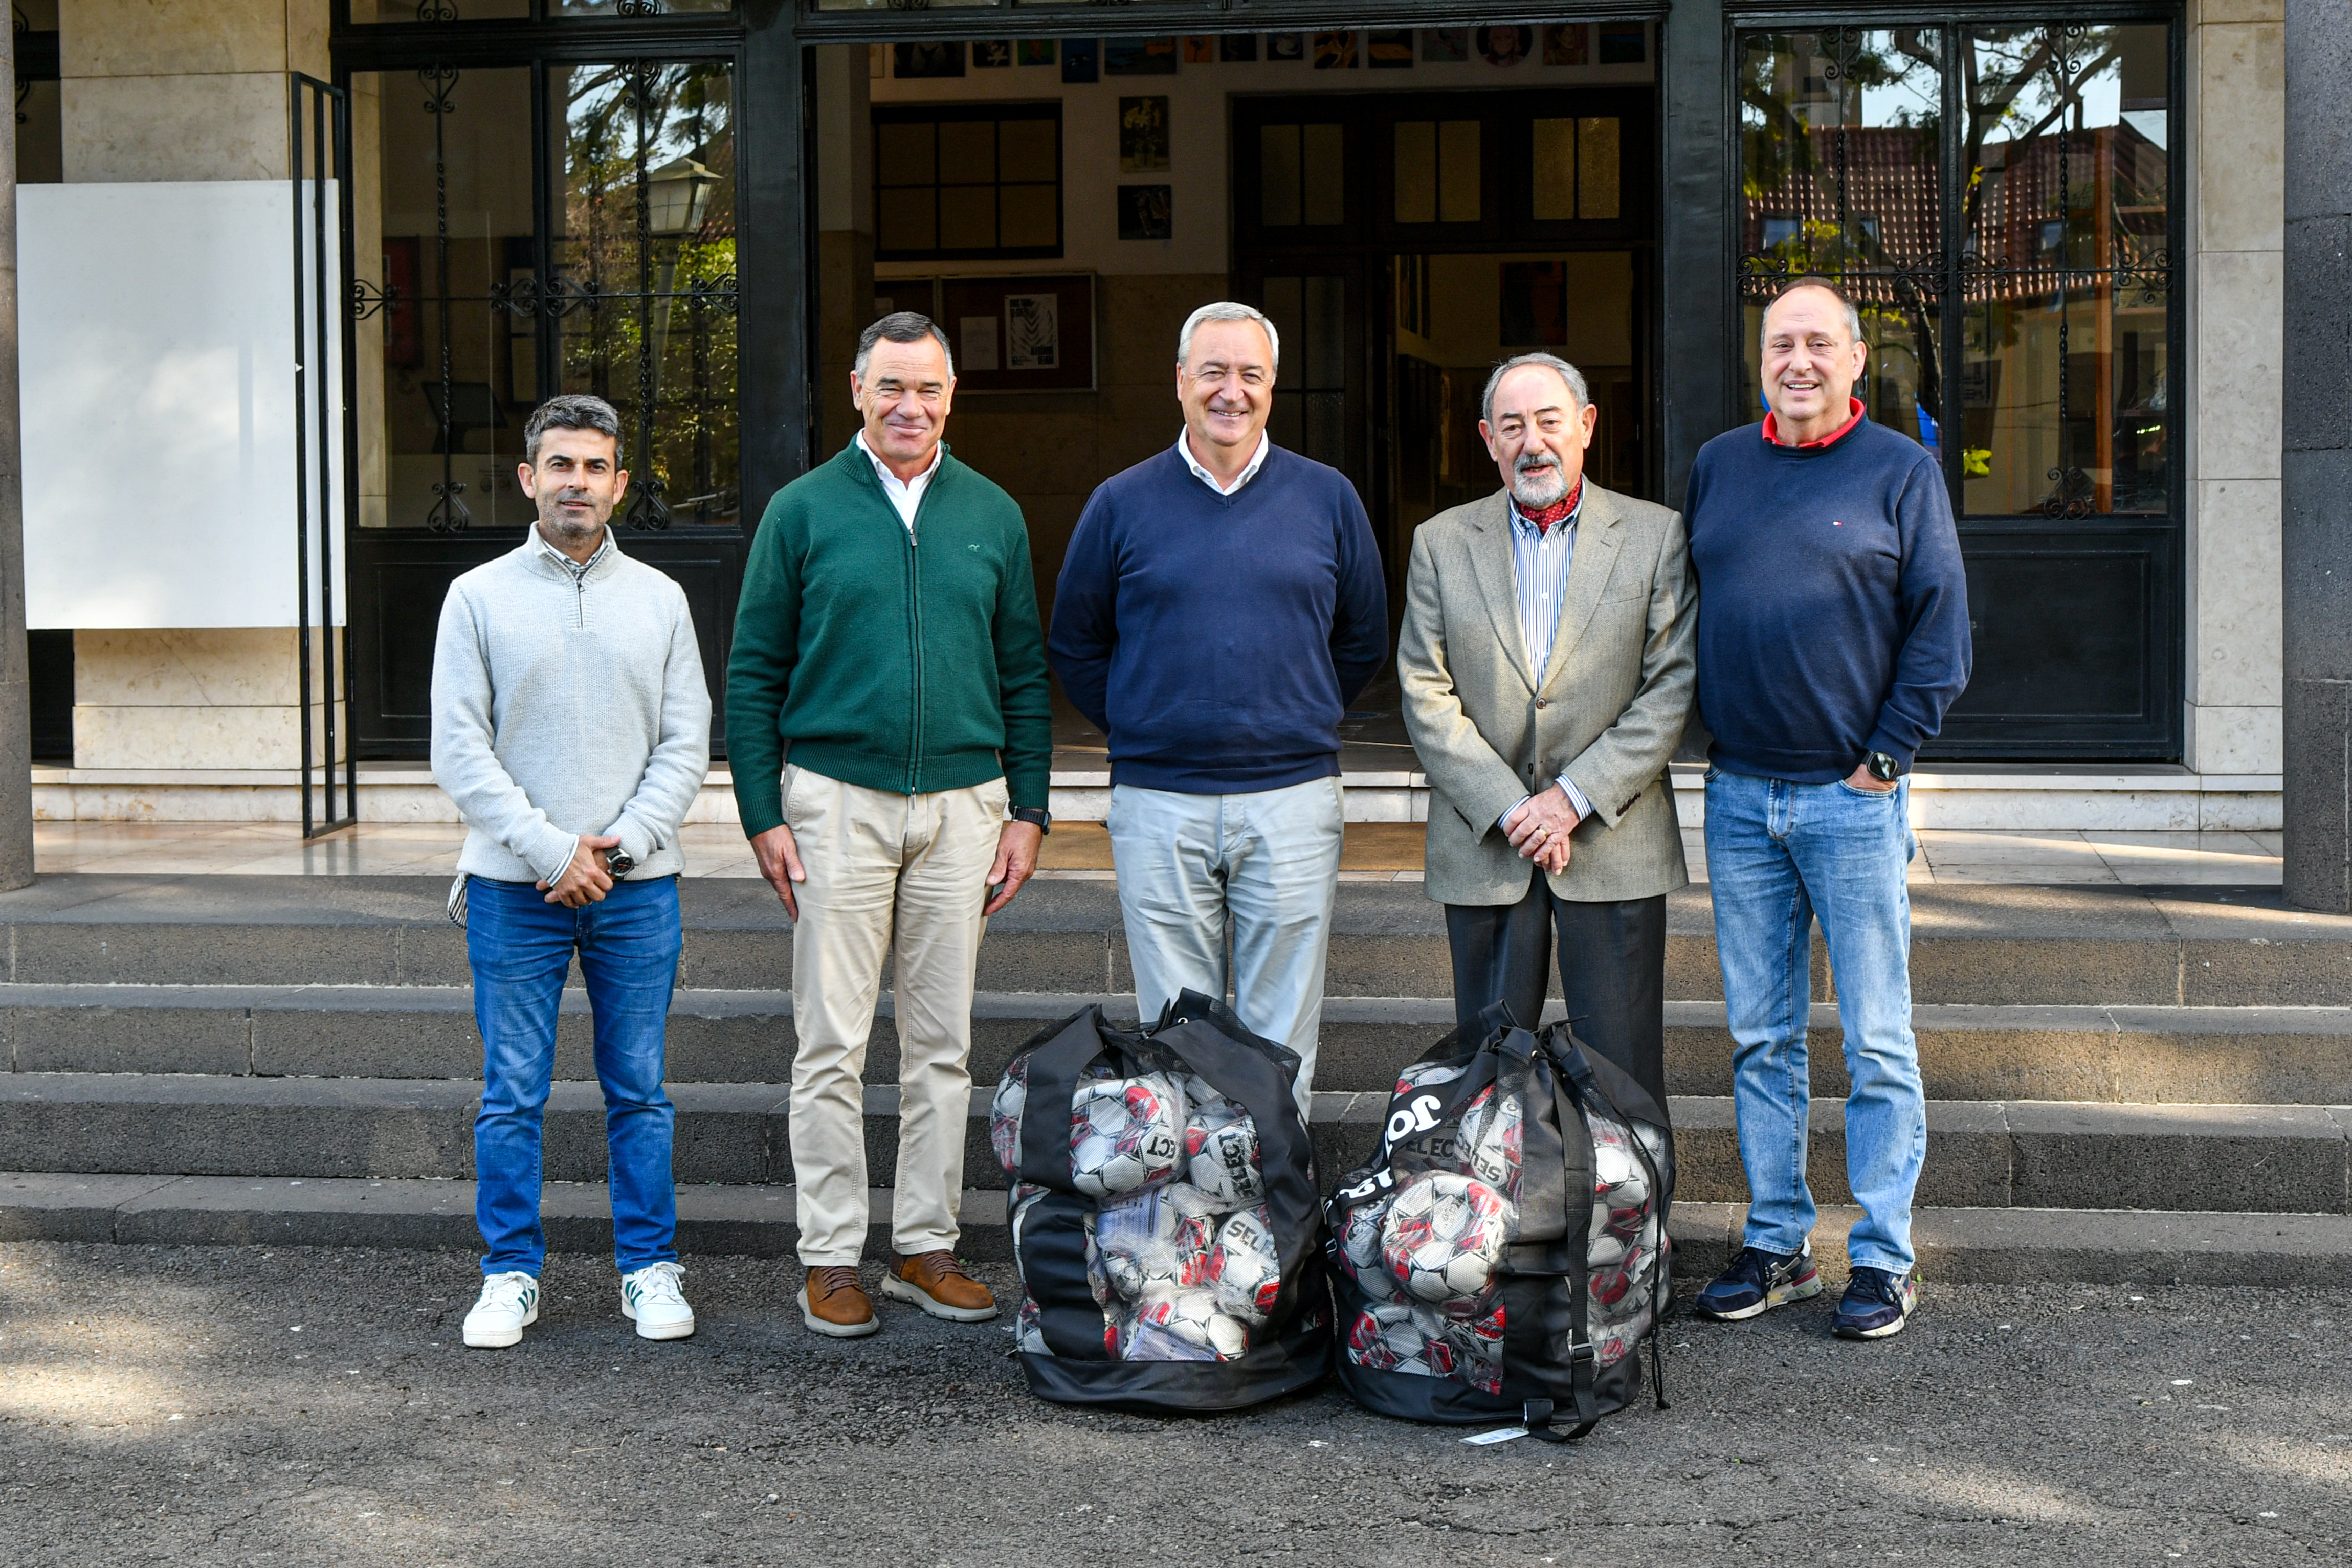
[72,702,347,770]
[74,630,340,707]
[2186,7,2289,780]
[61,0,289,77]
[61,74,287,181]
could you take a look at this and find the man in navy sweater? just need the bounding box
[1049,301,1388,1111]
[1685,277,1971,1340]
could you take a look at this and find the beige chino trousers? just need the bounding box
[783,764,1008,1266]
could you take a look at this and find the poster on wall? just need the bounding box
[1018,40,1056,67]
[1599,23,1648,64]
[1368,31,1413,69]
[1104,38,1178,75]
[1119,96,1170,172]
[1221,35,1259,62]
[1061,39,1098,83]
[1118,184,1173,241]
[1183,36,1215,63]
[1267,34,1305,62]
[1478,27,1532,68]
[1313,31,1359,69]
[895,41,964,79]
[972,41,1013,69]
[938,274,1094,392]
[1422,29,1469,63]
[1543,24,1589,66]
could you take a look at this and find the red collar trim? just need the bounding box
[1762,397,1866,450]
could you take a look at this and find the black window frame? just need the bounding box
[871,101,1067,263]
[1726,5,2188,761]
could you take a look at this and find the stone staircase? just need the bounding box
[2,873,2348,1284]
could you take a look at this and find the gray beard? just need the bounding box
[537,499,606,547]
[1511,461,1569,510]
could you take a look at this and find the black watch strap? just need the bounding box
[1010,806,1051,835]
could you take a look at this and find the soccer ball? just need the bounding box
[1207,1205,1283,1324]
[1014,1296,1047,1355]
[1591,1114,1645,1191]
[1070,1073,1185,1198]
[989,1058,1030,1177]
[1181,1087,1264,1208]
[1381,1171,1514,1315]
[1346,1301,1436,1374]
[1394,1058,1471,1098]
[1132,1287,1250,1361]
[1094,1186,1214,1301]
[1333,1195,1404,1303]
[1458,1087,1525,1195]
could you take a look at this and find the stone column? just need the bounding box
[2282,0,2352,912]
[0,19,35,888]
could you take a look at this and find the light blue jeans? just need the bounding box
[1703,768,1925,1274]
[1105,777,1346,1117]
[467,873,682,1278]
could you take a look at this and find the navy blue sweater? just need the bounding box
[1686,415,1972,783]
[1048,444,1389,793]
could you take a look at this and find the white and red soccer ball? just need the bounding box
[1334,1194,1405,1304]
[1131,1286,1250,1361]
[1069,1073,1185,1198]
[1458,1086,1525,1196]
[1381,1171,1514,1315]
[1206,1205,1282,1324]
[1181,1081,1264,1208]
[989,1059,1030,1177]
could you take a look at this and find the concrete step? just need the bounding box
[6,1171,2347,1287]
[4,875,2350,1007]
[6,984,2350,1105]
[5,1072,2343,1213]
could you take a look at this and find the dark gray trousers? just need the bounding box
[1444,868,1670,1115]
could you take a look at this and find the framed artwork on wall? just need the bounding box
[938,273,1096,392]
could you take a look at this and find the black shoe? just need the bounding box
[1830,1266,1917,1339]
[1691,1242,1822,1321]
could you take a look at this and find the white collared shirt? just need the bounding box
[855,431,944,532]
[1177,430,1271,497]
[534,524,611,580]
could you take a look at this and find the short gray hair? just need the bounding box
[523,393,623,464]
[856,310,955,379]
[1479,353,1589,428]
[1177,301,1280,373]
[1760,275,1865,354]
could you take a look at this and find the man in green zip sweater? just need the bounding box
[727,312,1054,1339]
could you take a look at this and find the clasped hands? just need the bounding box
[1502,783,1580,875]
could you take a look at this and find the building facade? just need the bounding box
[9,0,2282,832]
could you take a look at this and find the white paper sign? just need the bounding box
[960,315,1000,372]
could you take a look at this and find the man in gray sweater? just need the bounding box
[431,393,711,1350]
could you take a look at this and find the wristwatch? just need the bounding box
[604,846,637,878]
[1863,751,1901,783]
[1010,806,1052,836]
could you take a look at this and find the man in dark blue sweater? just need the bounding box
[1049,301,1387,1111]
[1685,277,1971,1341]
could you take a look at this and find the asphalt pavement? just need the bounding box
[1,1241,2343,1566]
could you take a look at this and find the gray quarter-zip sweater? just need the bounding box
[431,529,712,883]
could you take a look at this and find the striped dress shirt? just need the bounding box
[1499,485,1593,827]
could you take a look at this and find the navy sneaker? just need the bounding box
[1691,1242,1822,1321]
[1831,1266,1918,1339]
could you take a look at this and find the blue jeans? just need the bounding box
[467,873,682,1277]
[1703,769,1924,1274]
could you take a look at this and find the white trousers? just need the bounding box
[1105,777,1346,1118]
[784,765,1008,1265]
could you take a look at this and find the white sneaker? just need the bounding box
[462,1271,540,1349]
[620,1261,696,1341]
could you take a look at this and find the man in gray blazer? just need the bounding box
[1398,353,1696,1107]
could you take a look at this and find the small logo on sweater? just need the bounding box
[1832,519,1845,526]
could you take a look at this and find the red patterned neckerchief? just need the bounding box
[1515,476,1584,535]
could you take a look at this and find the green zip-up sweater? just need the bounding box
[726,441,1052,837]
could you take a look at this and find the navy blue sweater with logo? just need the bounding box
[1685,414,1972,783]
[1048,444,1389,793]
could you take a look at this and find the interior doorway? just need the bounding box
[1231,86,1656,622]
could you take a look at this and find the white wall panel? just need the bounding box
[19,180,345,628]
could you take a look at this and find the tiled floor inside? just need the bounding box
[29,820,2286,886]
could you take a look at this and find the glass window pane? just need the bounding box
[877,121,936,187]
[551,62,741,529]
[1394,122,1437,225]
[1963,24,2173,517]
[939,122,995,187]
[354,0,525,23]
[1438,121,1480,224]
[1577,117,1621,220]
[999,184,1058,249]
[938,185,996,251]
[1303,124,1346,226]
[1261,125,1302,227]
[357,66,536,531]
[999,117,1058,183]
[878,188,936,253]
[1304,275,1346,388]
[1532,119,1574,222]
[552,0,730,15]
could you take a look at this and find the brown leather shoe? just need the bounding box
[801,1265,880,1338]
[880,1251,999,1323]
